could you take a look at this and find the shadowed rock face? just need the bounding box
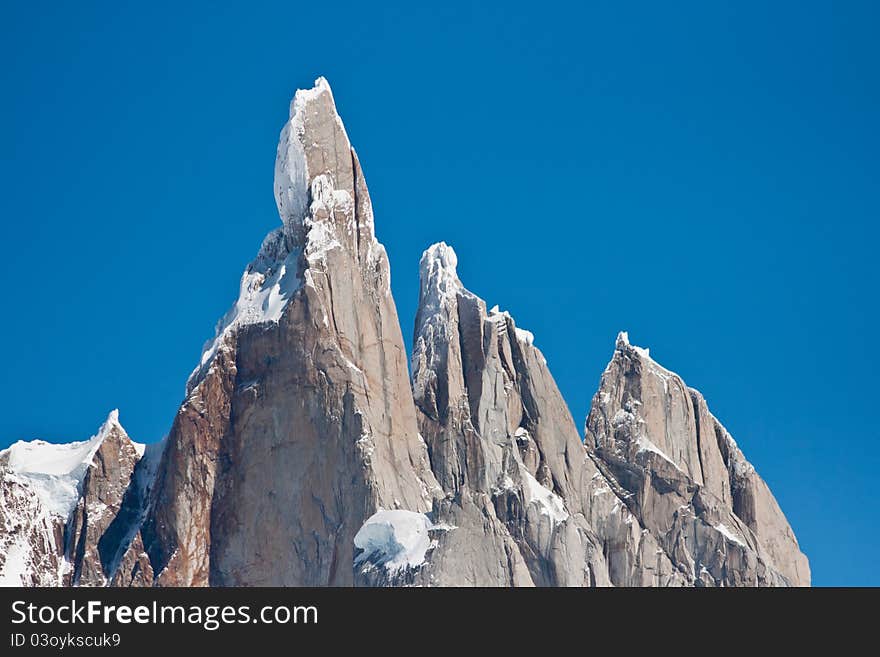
[66,418,142,586]
[0,79,809,588]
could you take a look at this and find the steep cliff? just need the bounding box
[584,332,810,586]
[135,77,439,586]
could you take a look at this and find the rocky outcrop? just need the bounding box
[584,332,810,586]
[137,77,439,586]
[104,439,162,588]
[397,242,609,586]
[356,244,808,587]
[65,413,143,586]
[386,244,689,587]
[0,411,144,586]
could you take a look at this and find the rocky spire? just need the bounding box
[403,242,614,585]
[585,333,810,586]
[0,78,810,588]
[65,412,143,586]
[135,78,439,586]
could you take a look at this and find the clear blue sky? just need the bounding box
[1,1,877,585]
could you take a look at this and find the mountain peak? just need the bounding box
[615,330,652,359]
[587,332,810,586]
[189,76,377,392]
[421,241,458,270]
[1,80,810,589]
[0,410,135,519]
[275,76,353,239]
[419,242,461,299]
[288,76,335,118]
[102,408,121,431]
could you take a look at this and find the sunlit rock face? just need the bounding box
[136,77,439,586]
[584,332,810,586]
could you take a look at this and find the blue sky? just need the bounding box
[1,1,877,585]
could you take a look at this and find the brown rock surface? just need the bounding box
[139,78,439,586]
[66,413,142,586]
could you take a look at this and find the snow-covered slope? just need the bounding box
[0,473,66,586]
[0,410,133,519]
[0,411,147,587]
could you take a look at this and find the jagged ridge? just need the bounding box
[0,79,809,588]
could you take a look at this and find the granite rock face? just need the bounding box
[377,244,692,587]
[584,333,810,586]
[65,415,143,586]
[0,78,809,587]
[394,243,612,586]
[136,77,439,586]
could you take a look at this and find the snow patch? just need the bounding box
[522,472,569,524]
[715,522,746,547]
[0,536,31,587]
[636,435,683,472]
[492,473,516,496]
[489,304,538,349]
[355,431,374,459]
[514,327,535,346]
[187,230,303,391]
[354,510,445,573]
[275,77,340,231]
[611,408,634,427]
[617,330,653,359]
[715,422,756,479]
[419,242,462,309]
[615,332,681,392]
[412,242,467,383]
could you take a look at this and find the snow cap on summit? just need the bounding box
[420,242,459,281]
[0,409,130,518]
[274,76,351,234]
[418,242,463,313]
[615,331,651,358]
[104,408,121,428]
[289,76,335,117]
